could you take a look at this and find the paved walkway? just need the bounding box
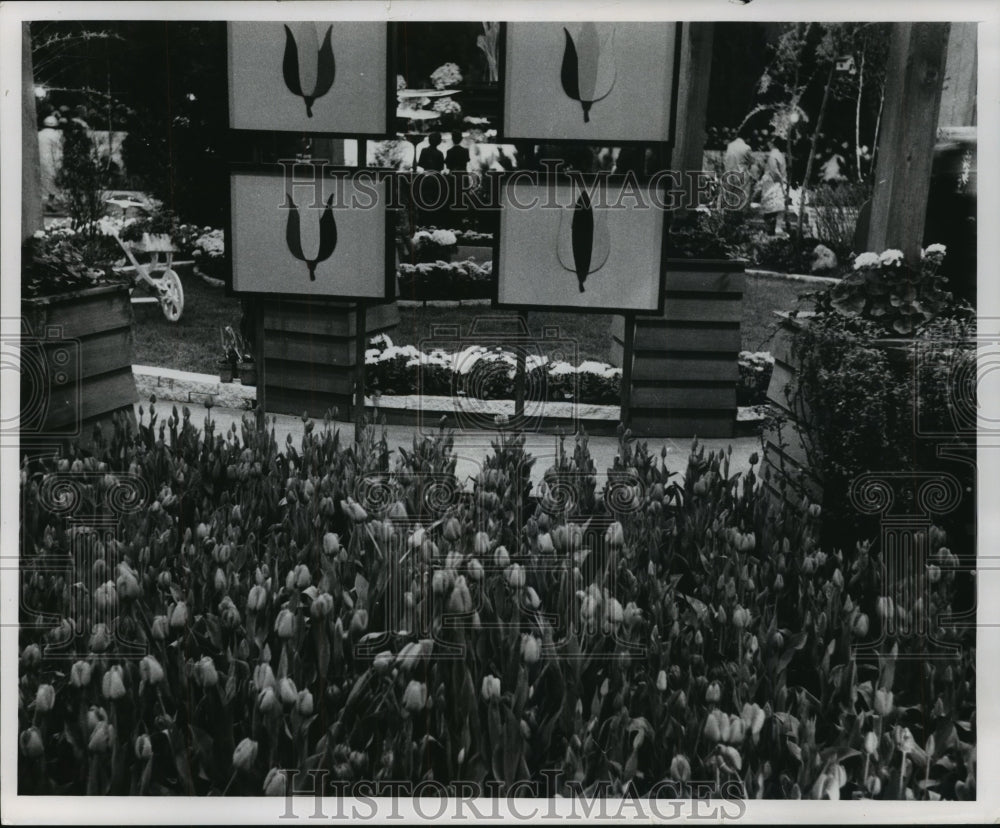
[136,401,762,492]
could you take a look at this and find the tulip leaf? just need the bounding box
[282,25,304,98]
[560,28,580,104]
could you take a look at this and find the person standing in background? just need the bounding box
[38,114,64,210]
[723,133,754,209]
[445,131,470,173]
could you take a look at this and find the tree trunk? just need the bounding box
[855,47,866,182]
[22,22,43,241]
[796,63,836,242]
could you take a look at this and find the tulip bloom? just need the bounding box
[481,674,501,702]
[35,684,56,713]
[402,680,428,713]
[102,665,126,700]
[88,721,115,753]
[71,660,93,688]
[135,733,153,760]
[279,677,298,706]
[195,656,219,687]
[20,727,44,759]
[139,655,165,685]
[263,767,287,796]
[233,737,258,771]
[521,634,541,665]
[297,689,314,716]
[274,608,295,639]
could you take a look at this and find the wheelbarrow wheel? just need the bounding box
[159,269,184,322]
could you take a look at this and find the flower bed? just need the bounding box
[16,410,975,797]
[365,334,621,404]
[396,259,493,301]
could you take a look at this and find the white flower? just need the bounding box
[396,74,407,91]
[853,252,881,270]
[464,116,489,125]
[922,243,947,259]
[430,62,463,90]
[432,97,462,115]
[879,249,904,267]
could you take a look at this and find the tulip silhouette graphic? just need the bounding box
[560,24,616,123]
[286,194,338,281]
[557,191,610,293]
[282,23,335,118]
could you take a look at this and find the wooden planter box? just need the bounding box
[611,258,745,437]
[20,283,138,449]
[258,300,399,420]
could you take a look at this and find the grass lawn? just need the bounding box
[133,269,819,374]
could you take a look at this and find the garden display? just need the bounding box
[16,405,975,798]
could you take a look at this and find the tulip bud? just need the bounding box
[494,546,510,568]
[135,734,153,760]
[402,680,428,713]
[467,558,484,582]
[482,674,501,702]
[624,602,642,628]
[297,689,314,716]
[35,684,56,713]
[169,601,189,629]
[876,596,893,621]
[258,686,278,714]
[311,592,334,619]
[140,655,165,685]
[864,731,878,755]
[21,643,42,669]
[253,662,276,691]
[605,522,625,547]
[506,563,526,589]
[537,532,555,554]
[20,727,45,759]
[71,660,93,687]
[656,670,668,692]
[521,634,541,665]
[88,721,114,753]
[473,531,491,556]
[233,737,259,772]
[670,754,691,782]
[247,585,268,613]
[853,613,870,638]
[873,687,894,716]
[732,605,751,629]
[443,517,461,543]
[704,711,722,743]
[448,577,472,614]
[706,681,722,704]
[350,609,369,636]
[214,567,227,593]
[323,532,341,556]
[373,651,393,675]
[195,656,219,687]
[523,586,542,611]
[728,715,745,745]
[102,665,126,700]
[264,767,287,796]
[279,677,298,706]
[149,615,169,642]
[274,608,295,639]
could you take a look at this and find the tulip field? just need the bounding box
[17,401,976,799]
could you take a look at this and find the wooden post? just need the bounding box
[672,22,715,214]
[618,313,635,428]
[22,22,43,241]
[938,22,977,129]
[354,302,367,443]
[513,310,527,423]
[866,23,950,262]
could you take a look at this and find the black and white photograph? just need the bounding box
[1,0,997,823]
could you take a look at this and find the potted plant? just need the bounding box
[218,326,239,383]
[20,226,138,448]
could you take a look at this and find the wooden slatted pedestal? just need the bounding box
[258,299,400,420]
[611,259,744,438]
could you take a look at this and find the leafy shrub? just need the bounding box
[809,182,870,261]
[396,259,493,300]
[21,227,126,299]
[17,411,975,798]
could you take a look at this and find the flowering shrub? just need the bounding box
[829,246,953,335]
[17,409,976,797]
[409,229,458,263]
[364,334,621,405]
[432,97,462,116]
[22,226,126,299]
[192,228,227,280]
[430,62,463,90]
